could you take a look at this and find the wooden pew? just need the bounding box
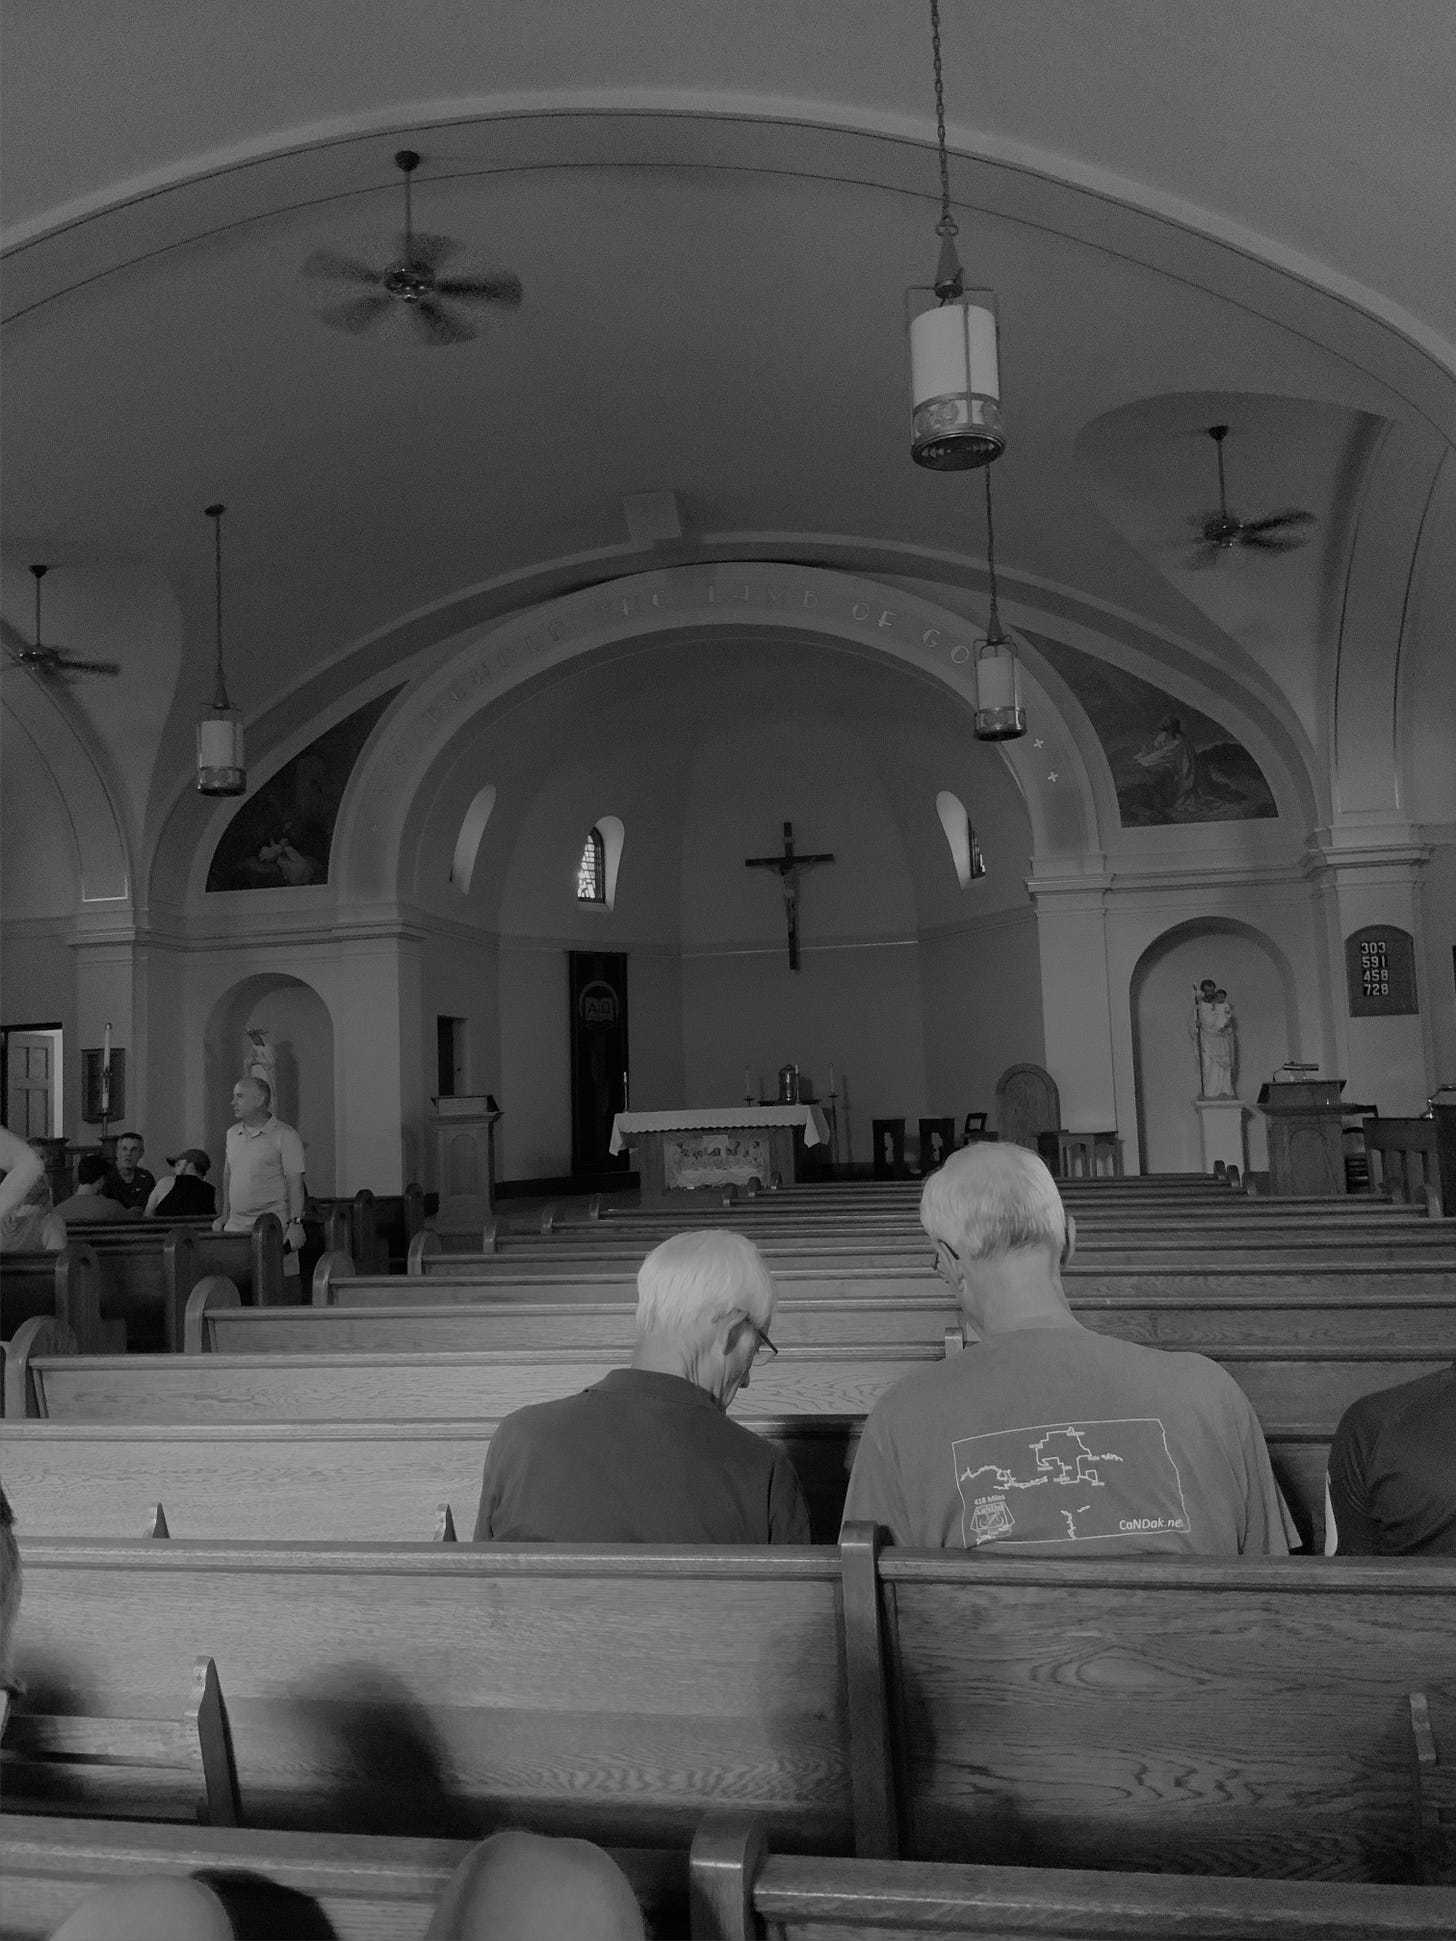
[9,1535,1454,1882]
[15,1342,953,1423]
[869,1536,1456,1882]
[687,1814,1456,1938]
[60,1216,290,1340]
[354,1254,1456,1308]
[7,1537,881,1853]
[424,1222,1456,1269]
[0,1410,1336,1551]
[0,1816,684,1941]
[196,1283,1456,1357]
[2,1245,109,1357]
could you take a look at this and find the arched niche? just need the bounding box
[202,973,336,1194]
[1130,918,1297,1175]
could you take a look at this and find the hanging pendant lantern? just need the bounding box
[908,0,1004,471]
[196,503,246,796]
[973,469,1026,741]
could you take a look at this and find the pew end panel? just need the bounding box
[3,1317,78,1419]
[1410,1692,1456,1886]
[879,1553,1456,1883]
[311,1249,356,1307]
[1,1654,240,1829]
[406,1228,442,1273]
[183,1276,242,1354]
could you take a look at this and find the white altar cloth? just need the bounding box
[609,1105,831,1155]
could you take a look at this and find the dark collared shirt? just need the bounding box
[1327,1364,1456,1556]
[473,1367,811,1545]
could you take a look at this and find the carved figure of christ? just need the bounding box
[745,821,835,972]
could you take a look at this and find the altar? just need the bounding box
[609,1105,832,1204]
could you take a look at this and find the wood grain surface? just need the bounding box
[10,1541,855,1850]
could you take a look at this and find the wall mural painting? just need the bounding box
[1028,636,1277,827]
[206,687,402,891]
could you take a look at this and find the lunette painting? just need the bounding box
[206,686,402,891]
[1028,636,1277,826]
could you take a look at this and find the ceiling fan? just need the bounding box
[1,565,120,683]
[303,149,523,346]
[1187,424,1316,565]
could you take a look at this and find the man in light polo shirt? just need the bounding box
[214,1077,307,1263]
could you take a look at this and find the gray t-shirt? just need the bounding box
[843,1323,1297,1556]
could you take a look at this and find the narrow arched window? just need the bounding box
[936,790,986,888]
[576,826,606,902]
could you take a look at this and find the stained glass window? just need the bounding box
[576,826,605,901]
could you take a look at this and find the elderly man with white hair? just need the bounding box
[843,1143,1297,1556]
[473,1229,811,1544]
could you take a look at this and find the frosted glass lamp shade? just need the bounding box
[973,643,1026,741]
[196,708,246,795]
[910,293,1004,470]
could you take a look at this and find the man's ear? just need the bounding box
[1061,1211,1077,1267]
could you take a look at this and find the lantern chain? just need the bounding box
[205,503,233,711]
[930,0,956,239]
[983,467,1006,645]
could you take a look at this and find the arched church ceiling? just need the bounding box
[1024,634,1277,830]
[3,6,1451,898]
[205,685,401,892]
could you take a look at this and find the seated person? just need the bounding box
[843,1143,1297,1556]
[0,1133,65,1253]
[424,1829,646,1941]
[2,1482,20,1739]
[53,1151,137,1222]
[103,1131,156,1212]
[144,1148,217,1220]
[474,1229,810,1544]
[1324,1361,1456,1557]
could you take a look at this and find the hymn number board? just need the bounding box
[1344,925,1418,1017]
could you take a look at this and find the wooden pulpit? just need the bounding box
[1257,1079,1347,1196]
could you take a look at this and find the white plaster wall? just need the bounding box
[918,910,1046,1127]
[497,942,570,1179]
[1421,835,1456,1087]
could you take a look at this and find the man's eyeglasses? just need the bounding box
[745,1319,778,1359]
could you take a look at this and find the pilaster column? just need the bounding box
[1305,823,1432,1113]
[1027,868,1118,1137]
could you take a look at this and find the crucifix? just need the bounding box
[745,821,835,972]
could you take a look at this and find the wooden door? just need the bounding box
[6,1032,53,1138]
[569,952,630,1177]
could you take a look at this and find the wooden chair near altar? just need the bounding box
[961,1110,995,1144]
[917,1118,957,1176]
[871,1120,906,1179]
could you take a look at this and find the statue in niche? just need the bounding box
[1190,979,1237,1099]
[243,1028,278,1101]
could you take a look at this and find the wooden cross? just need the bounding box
[745,821,835,972]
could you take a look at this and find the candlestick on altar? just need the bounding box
[100,1021,113,1135]
[621,1069,629,1111]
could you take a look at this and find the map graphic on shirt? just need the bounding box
[952,1416,1191,1547]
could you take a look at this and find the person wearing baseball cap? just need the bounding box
[143,1148,216,1220]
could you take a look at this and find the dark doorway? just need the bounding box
[436,1015,467,1097]
[569,952,629,1178]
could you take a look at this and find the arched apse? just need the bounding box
[344,562,1102,909]
[1130,918,1297,1176]
[203,973,336,1193]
